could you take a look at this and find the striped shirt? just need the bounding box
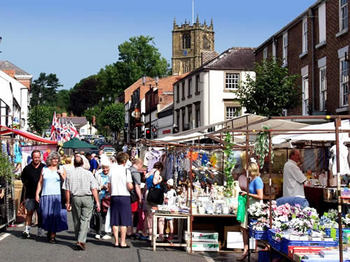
[63,167,98,196]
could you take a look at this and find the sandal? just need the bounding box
[119,244,130,248]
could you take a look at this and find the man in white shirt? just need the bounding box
[283,149,307,198]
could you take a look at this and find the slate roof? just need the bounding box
[174,47,255,85]
[60,117,88,129]
[0,60,31,76]
[204,47,255,71]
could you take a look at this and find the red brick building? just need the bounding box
[255,0,350,115]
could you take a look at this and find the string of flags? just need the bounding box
[50,112,79,142]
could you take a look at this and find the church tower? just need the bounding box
[172,17,215,75]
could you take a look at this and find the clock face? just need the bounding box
[183,50,188,56]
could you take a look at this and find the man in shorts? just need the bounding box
[21,150,45,238]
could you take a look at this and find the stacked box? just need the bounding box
[185,231,219,252]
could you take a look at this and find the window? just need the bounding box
[188,78,192,97]
[272,40,276,58]
[318,3,326,43]
[195,103,201,128]
[340,0,348,32]
[226,107,239,119]
[263,47,268,60]
[181,82,185,100]
[181,108,186,131]
[319,67,327,111]
[183,33,191,49]
[188,105,192,129]
[195,75,200,94]
[176,84,179,103]
[225,73,239,90]
[282,32,288,65]
[340,58,349,106]
[176,110,180,129]
[302,76,309,115]
[302,17,308,53]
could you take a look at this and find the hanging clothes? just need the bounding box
[210,153,217,168]
[14,141,22,164]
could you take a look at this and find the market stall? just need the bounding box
[139,139,241,253]
[218,115,350,262]
[0,125,57,230]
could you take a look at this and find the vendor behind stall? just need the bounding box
[283,149,307,198]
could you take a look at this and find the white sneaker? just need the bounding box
[95,234,101,239]
[102,234,112,240]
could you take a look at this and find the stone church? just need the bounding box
[172,17,218,75]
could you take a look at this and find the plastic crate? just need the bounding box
[324,228,350,239]
[280,238,338,254]
[267,229,281,251]
[249,228,268,240]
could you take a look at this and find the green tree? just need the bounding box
[28,105,54,135]
[30,73,62,107]
[56,89,70,112]
[237,59,300,116]
[114,35,169,89]
[68,75,103,116]
[99,103,125,139]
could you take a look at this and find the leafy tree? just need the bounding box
[99,103,125,139]
[237,59,300,116]
[68,75,103,116]
[28,105,54,135]
[113,35,169,89]
[56,89,70,112]
[30,73,62,107]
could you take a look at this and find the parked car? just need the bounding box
[103,147,116,157]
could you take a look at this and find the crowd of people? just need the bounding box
[20,149,177,251]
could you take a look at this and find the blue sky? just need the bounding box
[0,0,315,90]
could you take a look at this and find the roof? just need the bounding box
[255,0,324,52]
[0,60,32,77]
[124,74,188,104]
[175,47,255,84]
[60,117,88,128]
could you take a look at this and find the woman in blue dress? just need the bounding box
[35,152,68,243]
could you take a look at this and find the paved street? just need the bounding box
[0,213,255,262]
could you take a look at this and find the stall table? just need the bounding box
[152,212,191,252]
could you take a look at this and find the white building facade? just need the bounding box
[0,70,29,130]
[173,47,255,132]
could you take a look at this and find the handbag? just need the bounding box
[90,208,99,231]
[101,195,111,213]
[147,186,164,205]
[126,168,138,203]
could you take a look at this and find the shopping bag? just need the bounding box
[90,209,99,232]
[236,194,247,223]
[147,187,164,205]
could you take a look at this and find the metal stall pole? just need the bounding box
[268,132,273,229]
[335,117,343,262]
[245,116,251,262]
[189,147,193,253]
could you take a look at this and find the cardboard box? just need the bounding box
[226,231,256,249]
[184,231,219,242]
[191,241,219,252]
